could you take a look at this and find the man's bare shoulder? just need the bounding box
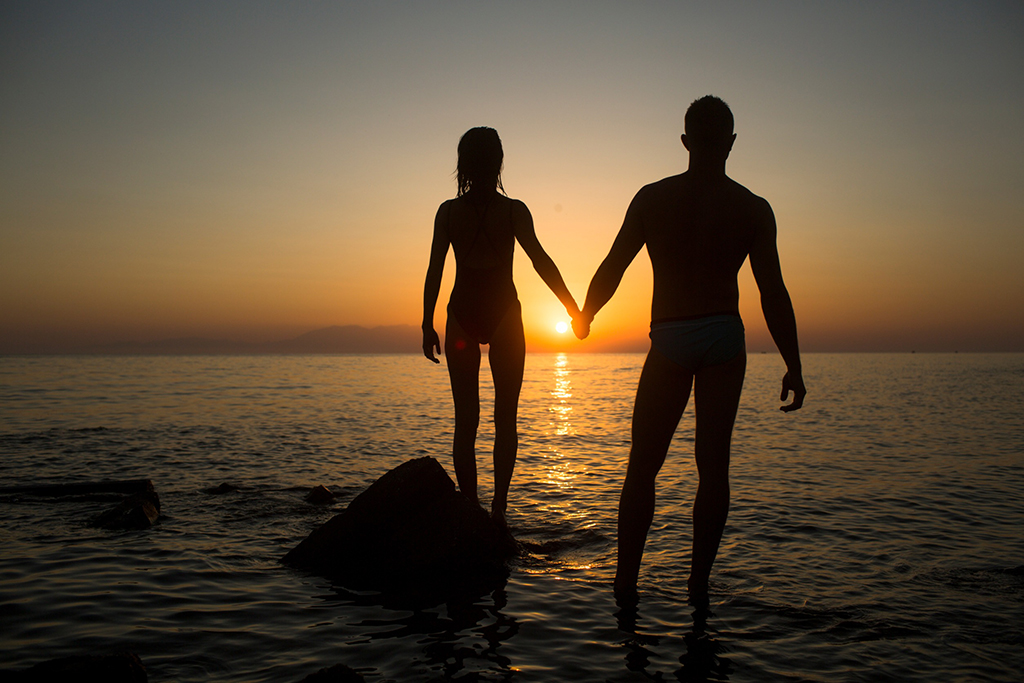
[710,176,751,200]
[644,174,687,194]
[725,178,770,208]
[630,174,685,208]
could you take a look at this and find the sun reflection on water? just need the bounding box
[549,353,574,437]
[540,353,579,499]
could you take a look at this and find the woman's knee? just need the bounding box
[454,407,480,431]
[625,445,666,483]
[455,420,479,436]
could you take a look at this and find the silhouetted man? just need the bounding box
[574,96,805,604]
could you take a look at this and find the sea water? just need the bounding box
[0,353,1021,682]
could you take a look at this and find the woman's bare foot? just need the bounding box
[490,503,507,529]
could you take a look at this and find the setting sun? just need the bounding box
[555,321,569,334]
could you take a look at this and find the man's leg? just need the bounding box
[615,346,693,600]
[689,350,746,601]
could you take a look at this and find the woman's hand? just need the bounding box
[422,327,441,363]
[571,310,593,340]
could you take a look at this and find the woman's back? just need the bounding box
[447,193,516,271]
[446,193,519,345]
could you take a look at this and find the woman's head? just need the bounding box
[457,127,504,196]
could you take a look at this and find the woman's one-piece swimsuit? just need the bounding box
[447,198,521,344]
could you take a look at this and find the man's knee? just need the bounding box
[695,460,730,492]
[493,422,518,443]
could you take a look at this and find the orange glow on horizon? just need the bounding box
[1,5,1021,354]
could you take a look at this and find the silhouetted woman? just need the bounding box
[422,127,579,523]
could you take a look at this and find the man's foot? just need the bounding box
[687,576,710,609]
[613,573,639,606]
[613,593,639,633]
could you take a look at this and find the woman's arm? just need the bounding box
[422,202,451,363]
[511,200,580,319]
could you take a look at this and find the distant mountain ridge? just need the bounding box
[88,325,421,355]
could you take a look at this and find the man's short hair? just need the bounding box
[684,96,734,144]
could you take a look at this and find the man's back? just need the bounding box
[575,95,805,603]
[630,172,769,322]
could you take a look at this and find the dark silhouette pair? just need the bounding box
[422,97,805,605]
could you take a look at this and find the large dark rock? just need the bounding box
[9,651,147,682]
[282,457,517,592]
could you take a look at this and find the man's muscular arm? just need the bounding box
[576,195,646,339]
[749,198,805,411]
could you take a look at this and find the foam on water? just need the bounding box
[1,353,1022,681]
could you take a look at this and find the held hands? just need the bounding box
[780,371,806,412]
[422,327,441,364]
[570,308,593,340]
[564,301,592,340]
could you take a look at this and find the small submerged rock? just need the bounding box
[305,484,335,505]
[298,663,365,682]
[0,479,154,498]
[282,456,518,593]
[8,651,147,682]
[90,484,161,530]
[206,482,240,495]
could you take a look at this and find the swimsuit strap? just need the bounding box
[479,198,506,258]
[463,197,490,256]
[464,196,509,262]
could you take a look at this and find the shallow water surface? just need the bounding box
[1,353,1022,681]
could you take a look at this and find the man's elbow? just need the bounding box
[760,286,793,311]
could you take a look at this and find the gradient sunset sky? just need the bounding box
[2,1,1022,353]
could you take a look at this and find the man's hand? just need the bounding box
[422,328,441,363]
[571,311,592,340]
[780,371,805,412]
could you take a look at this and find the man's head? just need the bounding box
[682,95,736,160]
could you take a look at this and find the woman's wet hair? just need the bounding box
[457,127,505,196]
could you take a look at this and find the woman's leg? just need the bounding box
[485,304,526,520]
[445,315,482,504]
